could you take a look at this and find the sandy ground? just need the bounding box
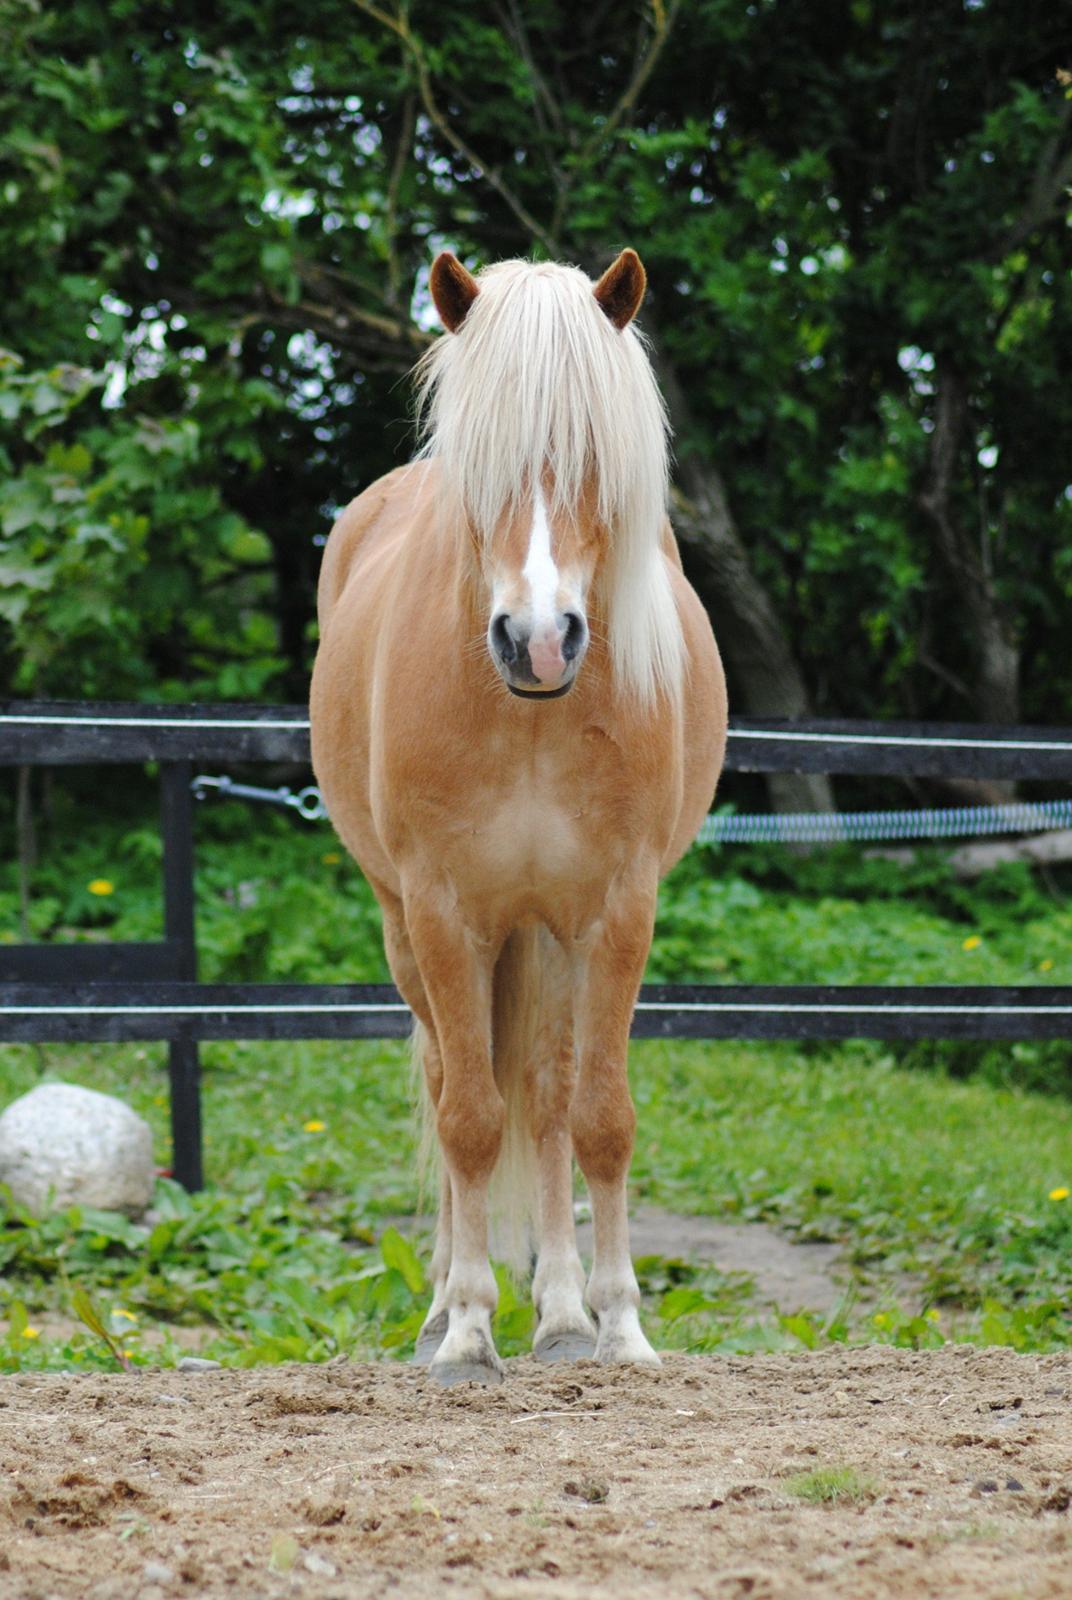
[2,1347,1071,1600]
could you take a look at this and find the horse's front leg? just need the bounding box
[571,876,660,1366]
[376,893,452,1365]
[405,892,504,1386]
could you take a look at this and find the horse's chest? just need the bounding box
[475,783,587,883]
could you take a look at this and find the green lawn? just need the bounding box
[1,1032,1069,1371]
[1,795,1071,1369]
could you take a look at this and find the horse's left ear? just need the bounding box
[430,252,480,332]
[593,249,647,329]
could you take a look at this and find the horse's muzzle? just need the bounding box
[489,608,588,698]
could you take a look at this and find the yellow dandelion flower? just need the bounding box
[321,852,341,865]
[925,1309,940,1322]
[303,1119,327,1133]
[1040,958,1055,972]
[88,879,115,896]
[872,1311,890,1328]
[1049,1186,1069,1202]
[962,935,982,951]
[22,1327,40,1340]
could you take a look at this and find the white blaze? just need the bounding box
[523,489,560,636]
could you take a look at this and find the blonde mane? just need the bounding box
[414,259,683,703]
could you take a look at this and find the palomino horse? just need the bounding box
[311,249,727,1384]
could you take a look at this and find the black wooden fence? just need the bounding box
[3,701,1072,1191]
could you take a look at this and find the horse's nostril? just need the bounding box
[562,612,587,662]
[490,613,517,665]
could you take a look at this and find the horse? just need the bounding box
[310,248,727,1385]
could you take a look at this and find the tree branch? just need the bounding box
[383,90,416,310]
[351,0,561,255]
[552,0,681,239]
[577,0,679,166]
[986,100,1072,262]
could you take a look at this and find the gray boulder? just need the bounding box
[0,1082,155,1216]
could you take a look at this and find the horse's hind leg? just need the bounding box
[570,878,660,1366]
[528,937,596,1362]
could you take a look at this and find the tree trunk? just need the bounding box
[648,333,835,814]
[919,366,1021,798]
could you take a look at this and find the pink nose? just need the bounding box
[528,631,566,684]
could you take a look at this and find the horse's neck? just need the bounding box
[402,468,485,652]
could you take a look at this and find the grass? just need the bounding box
[1,1032,1070,1371]
[783,1465,878,1505]
[2,785,1072,1369]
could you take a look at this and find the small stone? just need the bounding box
[303,1552,337,1577]
[0,1083,154,1215]
[176,1357,222,1372]
[142,1562,175,1585]
[1006,1478,1025,1492]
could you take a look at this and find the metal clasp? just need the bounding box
[191,774,328,823]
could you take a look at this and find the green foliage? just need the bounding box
[0,0,1069,716]
[0,348,284,699]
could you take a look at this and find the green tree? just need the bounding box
[1,0,1068,788]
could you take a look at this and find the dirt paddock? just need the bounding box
[2,1347,1070,1600]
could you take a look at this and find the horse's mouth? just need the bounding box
[506,681,574,700]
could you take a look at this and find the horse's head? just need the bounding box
[426,249,650,700]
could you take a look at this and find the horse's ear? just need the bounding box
[593,248,647,329]
[430,252,479,332]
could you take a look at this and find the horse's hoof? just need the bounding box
[412,1311,448,1366]
[534,1332,597,1363]
[596,1344,661,1368]
[429,1358,505,1388]
[593,1329,661,1367]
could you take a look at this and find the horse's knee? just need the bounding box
[438,1088,505,1184]
[569,1070,635,1185]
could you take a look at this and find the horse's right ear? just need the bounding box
[430,252,480,332]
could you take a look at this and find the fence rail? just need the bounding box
[6,700,1072,776]
[3,700,1071,1190]
[3,982,1072,1044]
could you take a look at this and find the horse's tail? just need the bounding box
[488,925,543,1275]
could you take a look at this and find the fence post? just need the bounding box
[160,761,203,1191]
